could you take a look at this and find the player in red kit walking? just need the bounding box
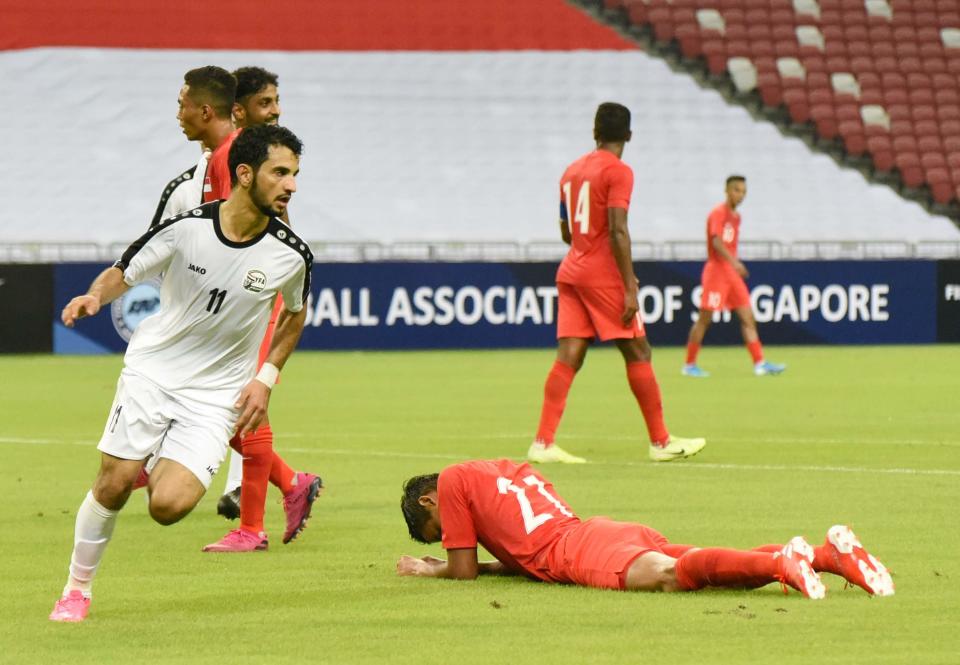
[397,459,895,598]
[683,176,785,378]
[529,102,704,463]
[201,67,322,552]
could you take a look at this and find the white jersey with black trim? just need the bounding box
[149,151,208,229]
[115,200,312,408]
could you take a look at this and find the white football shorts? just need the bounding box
[97,369,235,489]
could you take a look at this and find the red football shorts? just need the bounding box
[556,282,645,341]
[700,262,751,311]
[548,518,669,590]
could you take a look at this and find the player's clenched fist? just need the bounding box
[62,295,101,327]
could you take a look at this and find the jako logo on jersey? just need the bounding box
[277,229,288,240]
[111,278,162,342]
[244,269,267,293]
[188,263,207,275]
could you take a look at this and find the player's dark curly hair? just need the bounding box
[401,473,439,544]
[233,66,279,102]
[594,102,631,143]
[726,174,746,187]
[183,66,237,118]
[228,124,304,186]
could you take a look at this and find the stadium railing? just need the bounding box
[1,240,959,263]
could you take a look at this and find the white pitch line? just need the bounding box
[3,436,959,477]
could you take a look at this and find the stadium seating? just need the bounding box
[606,0,960,209]
[3,0,958,249]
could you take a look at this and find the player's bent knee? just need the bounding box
[624,551,679,592]
[147,494,196,525]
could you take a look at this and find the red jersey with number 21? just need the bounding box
[438,459,581,582]
[556,150,634,288]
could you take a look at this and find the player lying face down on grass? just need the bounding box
[398,459,894,599]
[50,124,312,623]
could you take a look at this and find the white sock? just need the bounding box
[224,449,243,494]
[64,491,119,598]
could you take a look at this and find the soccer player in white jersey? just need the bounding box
[150,66,237,229]
[49,125,312,623]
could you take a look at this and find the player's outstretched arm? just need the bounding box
[61,266,130,327]
[397,548,488,580]
[235,306,308,437]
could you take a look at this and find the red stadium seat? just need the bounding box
[848,56,874,73]
[929,178,955,204]
[868,136,896,171]
[947,152,960,180]
[937,104,960,122]
[803,55,827,73]
[785,88,811,123]
[945,136,960,153]
[873,56,899,74]
[940,120,960,137]
[881,71,907,88]
[848,41,872,57]
[758,72,784,106]
[770,9,794,26]
[909,88,935,105]
[915,120,940,137]
[839,121,867,155]
[891,119,915,137]
[887,104,911,122]
[676,24,703,57]
[897,57,923,74]
[884,88,909,105]
[935,89,960,106]
[918,135,944,153]
[912,105,937,122]
[702,40,728,74]
[812,104,840,138]
[807,73,831,93]
[896,42,920,58]
[775,40,800,58]
[895,153,925,187]
[845,25,869,42]
[836,104,861,122]
[893,135,919,153]
[750,40,776,59]
[869,25,894,43]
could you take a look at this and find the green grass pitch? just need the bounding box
[1,345,958,664]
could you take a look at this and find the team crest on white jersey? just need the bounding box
[243,269,267,293]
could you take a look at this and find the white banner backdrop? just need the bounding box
[3,48,958,246]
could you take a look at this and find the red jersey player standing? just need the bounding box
[201,67,323,553]
[529,102,704,464]
[683,176,785,378]
[397,459,894,598]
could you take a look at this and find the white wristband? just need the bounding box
[254,362,280,389]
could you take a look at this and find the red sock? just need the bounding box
[535,361,576,445]
[229,433,242,453]
[812,545,841,575]
[625,361,669,444]
[746,340,764,364]
[239,425,273,534]
[685,343,700,365]
[269,452,296,495]
[674,548,780,590]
